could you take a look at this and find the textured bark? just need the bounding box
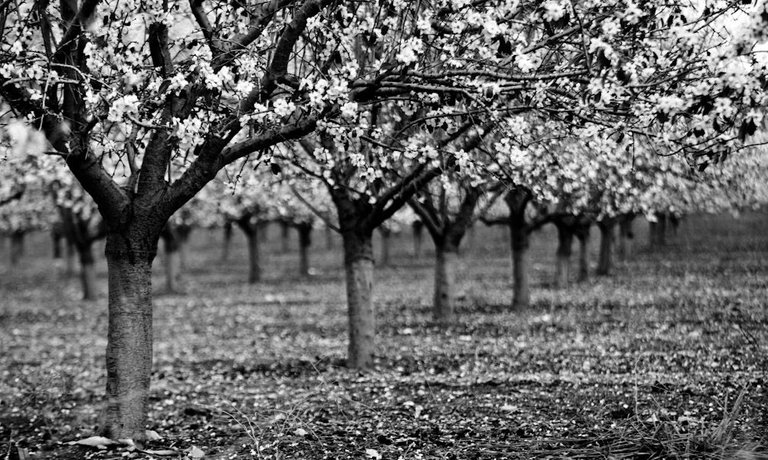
[297,223,312,277]
[342,230,375,369]
[433,244,458,323]
[78,242,97,300]
[103,232,156,440]
[597,219,616,276]
[554,224,573,289]
[379,228,391,267]
[10,231,24,266]
[412,220,423,258]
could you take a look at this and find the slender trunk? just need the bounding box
[78,241,97,300]
[342,230,375,369]
[575,223,590,283]
[53,227,63,259]
[596,219,616,276]
[298,223,312,277]
[177,226,192,270]
[379,228,391,267]
[246,230,261,283]
[670,214,680,237]
[280,220,290,253]
[554,224,573,289]
[163,238,181,293]
[65,239,76,277]
[657,213,667,246]
[617,216,633,261]
[648,220,658,250]
[412,220,423,258]
[103,233,156,440]
[510,223,530,308]
[433,243,458,323]
[221,222,232,262]
[10,231,24,266]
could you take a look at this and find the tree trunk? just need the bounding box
[596,219,616,276]
[505,189,532,309]
[325,225,334,250]
[554,224,573,289]
[617,215,634,261]
[342,230,375,369]
[78,241,97,300]
[379,228,391,267]
[53,226,64,259]
[176,225,192,270]
[246,230,261,283]
[433,243,458,323]
[221,221,232,262]
[648,220,658,250]
[280,220,290,253]
[65,239,76,277]
[103,233,156,440]
[657,213,667,246]
[162,234,182,293]
[298,223,312,277]
[412,220,423,258]
[576,228,590,283]
[10,231,24,266]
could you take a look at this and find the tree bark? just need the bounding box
[554,223,573,289]
[221,221,233,262]
[342,230,375,369]
[161,230,182,293]
[505,189,532,309]
[617,214,634,261]
[433,243,458,323]
[103,232,156,440]
[10,231,24,266]
[412,220,423,258]
[379,227,391,267]
[297,223,312,277]
[576,225,590,283]
[78,241,97,300]
[596,218,616,276]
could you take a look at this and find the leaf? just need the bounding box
[145,430,162,441]
[66,436,120,449]
[188,446,205,458]
[365,448,382,459]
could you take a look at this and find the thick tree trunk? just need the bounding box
[78,241,97,300]
[433,243,458,323]
[554,224,573,289]
[221,221,233,262]
[342,230,375,369]
[379,228,391,267]
[412,220,423,258]
[10,231,24,266]
[103,233,156,440]
[298,223,312,277]
[596,219,616,276]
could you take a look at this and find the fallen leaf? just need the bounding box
[365,448,381,459]
[145,430,162,441]
[188,446,205,458]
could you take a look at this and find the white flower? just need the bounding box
[397,38,424,65]
[340,101,358,120]
[273,99,295,117]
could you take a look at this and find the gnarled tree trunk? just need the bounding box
[103,231,157,440]
[596,218,617,276]
[554,223,573,289]
[342,230,375,369]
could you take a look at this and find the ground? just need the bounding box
[1,214,767,459]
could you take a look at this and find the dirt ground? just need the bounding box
[1,214,766,459]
